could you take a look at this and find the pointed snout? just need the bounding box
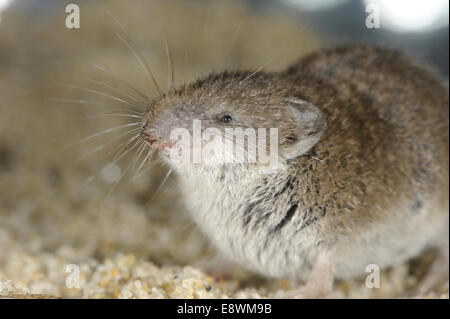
[140,122,157,145]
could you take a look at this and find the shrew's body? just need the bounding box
[143,46,449,296]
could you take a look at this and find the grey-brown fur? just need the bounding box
[142,46,449,289]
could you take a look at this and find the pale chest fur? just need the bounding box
[177,166,323,280]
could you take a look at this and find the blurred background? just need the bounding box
[0,0,448,298]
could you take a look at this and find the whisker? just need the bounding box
[134,156,160,180]
[47,97,144,117]
[165,40,175,93]
[134,147,154,179]
[53,82,136,107]
[106,11,162,96]
[47,97,109,106]
[111,133,142,163]
[233,54,279,88]
[74,128,141,163]
[65,122,142,147]
[115,32,163,97]
[146,168,173,205]
[131,142,147,172]
[79,75,143,105]
[80,113,142,120]
[106,9,127,34]
[92,64,152,104]
[102,140,142,205]
[99,108,144,116]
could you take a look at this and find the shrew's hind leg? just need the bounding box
[284,251,335,299]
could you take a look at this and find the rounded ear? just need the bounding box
[282,97,327,159]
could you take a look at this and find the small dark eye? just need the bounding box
[220,114,232,123]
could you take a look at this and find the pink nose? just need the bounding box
[140,126,157,145]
